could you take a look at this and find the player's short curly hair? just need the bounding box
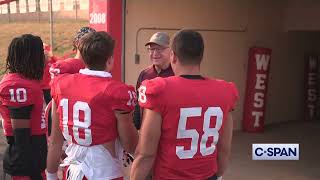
[171,29,204,65]
[78,31,115,70]
[73,26,96,50]
[6,34,45,80]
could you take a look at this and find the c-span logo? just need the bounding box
[252,144,299,160]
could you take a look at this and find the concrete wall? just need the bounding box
[125,0,318,130]
[284,0,320,31]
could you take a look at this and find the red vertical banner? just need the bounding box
[243,47,272,133]
[89,0,108,31]
[304,55,319,121]
[89,0,123,81]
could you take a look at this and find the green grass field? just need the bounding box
[0,20,88,74]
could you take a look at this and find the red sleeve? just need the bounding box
[50,75,64,105]
[228,82,239,110]
[49,56,58,64]
[110,83,137,112]
[138,77,166,113]
[49,62,61,79]
[0,83,36,108]
[69,60,85,74]
[41,60,53,89]
[49,59,84,78]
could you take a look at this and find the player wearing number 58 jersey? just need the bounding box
[131,30,239,180]
[47,31,138,180]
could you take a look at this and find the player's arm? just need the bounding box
[115,110,138,154]
[130,109,162,180]
[46,100,64,179]
[216,113,233,177]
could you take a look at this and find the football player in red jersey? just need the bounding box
[41,43,57,105]
[47,27,95,145]
[49,27,96,79]
[46,31,138,180]
[131,30,239,180]
[41,43,57,136]
[0,34,47,180]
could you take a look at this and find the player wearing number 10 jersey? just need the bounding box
[0,34,47,180]
[131,30,239,180]
[46,32,138,180]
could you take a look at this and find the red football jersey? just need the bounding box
[41,56,57,90]
[0,73,46,136]
[49,58,85,79]
[51,69,136,146]
[139,76,239,180]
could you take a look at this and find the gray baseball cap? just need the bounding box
[145,32,170,47]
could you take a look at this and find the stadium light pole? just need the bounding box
[49,0,53,48]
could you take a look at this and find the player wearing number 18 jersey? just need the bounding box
[131,30,239,180]
[46,31,138,180]
[46,27,95,140]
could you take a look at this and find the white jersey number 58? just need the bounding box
[176,107,223,159]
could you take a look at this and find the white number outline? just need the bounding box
[9,88,27,103]
[127,90,137,106]
[176,107,223,159]
[89,13,106,24]
[60,99,92,146]
[138,86,147,103]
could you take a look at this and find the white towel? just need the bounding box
[60,141,124,180]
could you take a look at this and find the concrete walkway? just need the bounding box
[225,121,320,180]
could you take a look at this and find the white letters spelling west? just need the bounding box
[254,92,264,108]
[252,54,270,127]
[255,74,267,90]
[256,54,270,71]
[252,111,263,127]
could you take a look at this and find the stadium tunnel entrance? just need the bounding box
[123,0,320,130]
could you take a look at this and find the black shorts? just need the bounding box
[43,89,51,105]
[3,135,47,176]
